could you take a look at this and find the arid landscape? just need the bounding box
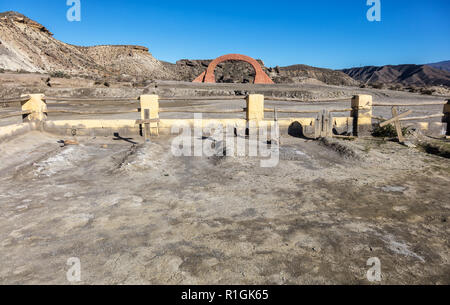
[0,10,449,285]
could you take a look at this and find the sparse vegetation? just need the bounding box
[418,141,450,159]
[420,88,436,95]
[389,84,403,91]
[0,68,4,73]
[372,123,410,138]
[50,71,71,79]
[370,83,385,90]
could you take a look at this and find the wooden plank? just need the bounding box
[264,108,321,114]
[380,110,413,127]
[392,107,405,143]
[46,109,139,115]
[329,108,353,113]
[399,113,444,121]
[159,96,245,101]
[46,97,138,102]
[314,113,321,139]
[159,108,244,113]
[0,111,32,120]
[135,118,160,124]
[143,109,150,142]
[373,102,446,107]
[333,135,356,140]
[264,97,352,103]
[273,108,281,145]
[321,110,332,137]
[0,96,31,104]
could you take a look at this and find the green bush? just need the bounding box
[372,123,410,138]
[0,68,4,73]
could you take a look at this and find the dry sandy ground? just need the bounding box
[0,131,448,284]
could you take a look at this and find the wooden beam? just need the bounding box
[391,107,405,143]
[380,110,413,127]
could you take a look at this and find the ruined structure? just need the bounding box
[193,54,274,84]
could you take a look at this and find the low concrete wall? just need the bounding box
[43,120,138,137]
[42,118,320,137]
[0,122,36,143]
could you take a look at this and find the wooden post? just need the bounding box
[21,94,47,122]
[444,100,449,136]
[139,95,159,139]
[351,95,373,137]
[274,108,280,145]
[314,112,321,139]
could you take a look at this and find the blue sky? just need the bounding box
[1,0,449,69]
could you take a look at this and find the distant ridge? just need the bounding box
[342,64,450,87]
[427,60,450,73]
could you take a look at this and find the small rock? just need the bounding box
[402,141,417,148]
[381,186,407,193]
[16,205,29,212]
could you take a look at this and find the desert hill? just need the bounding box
[0,11,175,79]
[272,64,359,86]
[0,12,361,86]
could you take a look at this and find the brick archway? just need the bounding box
[193,54,274,84]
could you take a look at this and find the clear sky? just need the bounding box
[1,0,449,69]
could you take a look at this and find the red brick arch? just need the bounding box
[193,54,274,84]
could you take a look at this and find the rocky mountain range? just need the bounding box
[341,64,450,87]
[427,60,450,73]
[1,11,449,89]
[0,11,362,86]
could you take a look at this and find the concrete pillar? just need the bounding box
[246,94,264,122]
[351,94,373,137]
[444,100,450,136]
[139,95,159,137]
[21,94,47,122]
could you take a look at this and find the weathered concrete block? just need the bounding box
[21,94,47,122]
[246,94,264,122]
[140,95,159,136]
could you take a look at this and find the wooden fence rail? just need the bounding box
[159,96,245,101]
[46,109,139,115]
[45,97,138,102]
[0,94,448,139]
[373,102,446,107]
[264,108,321,114]
[0,96,31,105]
[0,110,32,120]
[159,108,245,114]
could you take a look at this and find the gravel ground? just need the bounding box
[0,131,448,284]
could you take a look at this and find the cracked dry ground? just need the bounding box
[0,131,449,284]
